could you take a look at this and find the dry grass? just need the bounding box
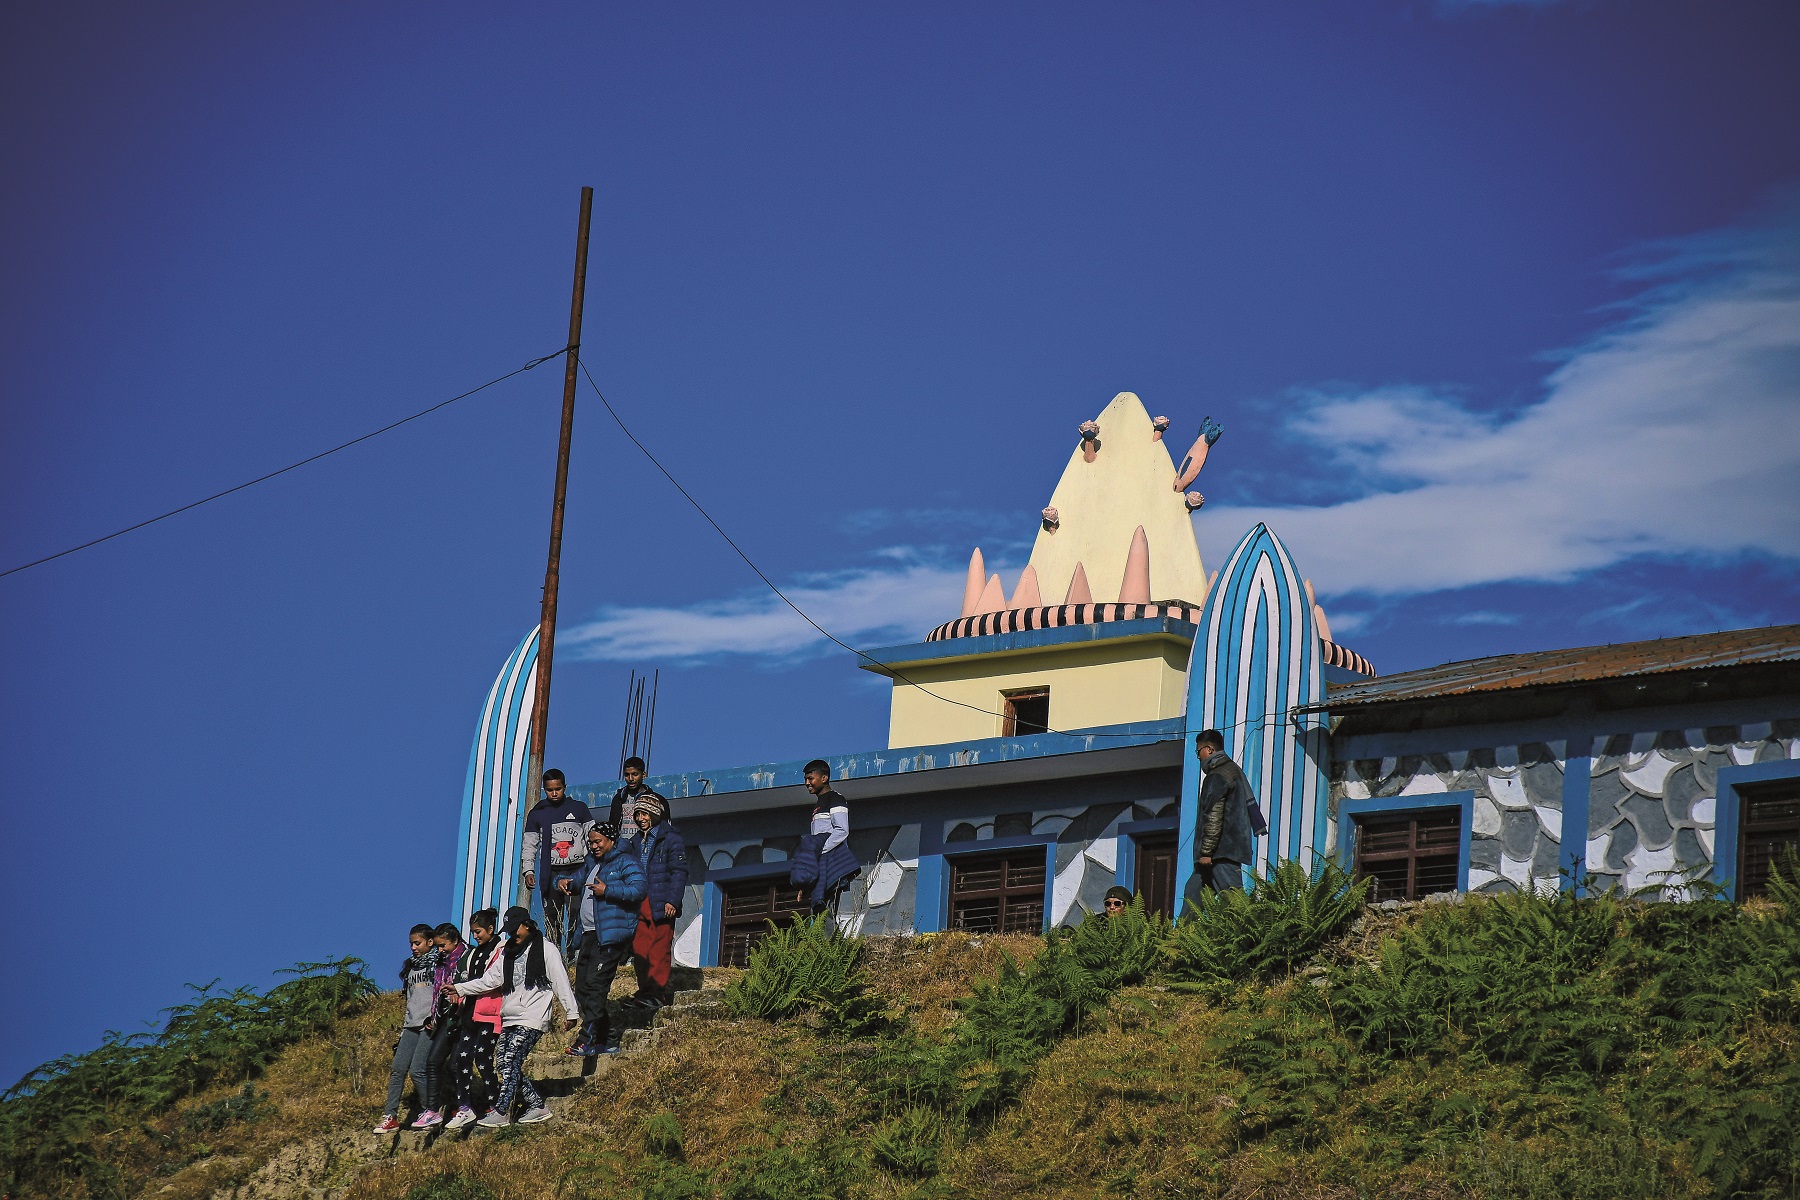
[862,931,1043,1036]
[114,992,402,1200]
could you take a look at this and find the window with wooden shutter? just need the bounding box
[1002,689,1050,737]
[1739,786,1800,900]
[949,849,1047,933]
[719,877,810,968]
[1352,807,1462,901]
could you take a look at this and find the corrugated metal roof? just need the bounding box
[1312,624,1800,711]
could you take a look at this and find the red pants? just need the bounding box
[631,899,673,994]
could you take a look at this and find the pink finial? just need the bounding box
[1065,562,1093,605]
[1173,415,1224,491]
[1119,525,1151,603]
[1184,492,1205,511]
[1313,602,1334,643]
[1151,415,1170,441]
[975,574,1006,614]
[1041,506,1059,531]
[1079,420,1101,463]
[960,547,987,617]
[1011,564,1042,608]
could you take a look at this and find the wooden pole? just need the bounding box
[522,186,593,867]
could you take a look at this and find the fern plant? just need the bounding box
[721,915,886,1033]
[1164,858,1368,994]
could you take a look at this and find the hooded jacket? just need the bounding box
[635,819,690,920]
[1197,751,1256,866]
[453,934,578,1032]
[579,844,647,946]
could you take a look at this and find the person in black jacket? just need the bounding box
[1195,729,1254,893]
[607,756,667,844]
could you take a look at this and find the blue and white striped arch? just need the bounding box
[1175,523,1330,907]
[450,627,539,927]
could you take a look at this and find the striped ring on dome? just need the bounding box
[925,601,1205,642]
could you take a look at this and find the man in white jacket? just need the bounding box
[453,906,578,1127]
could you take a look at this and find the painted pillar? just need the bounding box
[1560,737,1593,894]
[450,627,539,927]
[1175,524,1330,912]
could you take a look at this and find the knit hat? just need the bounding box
[635,794,667,821]
[1103,886,1134,908]
[502,905,532,934]
[592,821,620,842]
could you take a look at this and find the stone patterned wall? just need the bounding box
[1334,745,1567,896]
[1330,720,1800,900]
[1587,720,1799,896]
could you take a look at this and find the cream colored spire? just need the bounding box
[1026,392,1208,604]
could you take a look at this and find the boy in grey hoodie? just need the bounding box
[373,924,441,1134]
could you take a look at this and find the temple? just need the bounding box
[450,391,1800,968]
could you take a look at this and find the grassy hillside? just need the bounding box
[7,864,1799,1200]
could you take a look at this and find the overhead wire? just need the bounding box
[0,347,571,581]
[575,356,1312,741]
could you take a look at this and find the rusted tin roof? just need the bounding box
[1312,624,1800,711]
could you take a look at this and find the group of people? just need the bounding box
[374,759,688,1132]
[374,739,1251,1131]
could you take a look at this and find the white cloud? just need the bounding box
[1196,208,1800,598]
[563,558,969,662]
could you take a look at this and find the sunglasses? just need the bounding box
[1104,899,1127,908]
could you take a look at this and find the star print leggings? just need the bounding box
[493,1026,544,1116]
[449,1024,499,1113]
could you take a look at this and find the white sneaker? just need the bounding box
[517,1107,554,1124]
[445,1106,478,1129]
[476,1111,510,1128]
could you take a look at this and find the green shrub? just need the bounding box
[1059,896,1169,993]
[1164,858,1368,994]
[180,1082,271,1134]
[869,1106,945,1178]
[722,917,885,1033]
[0,958,376,1199]
[404,1172,498,1200]
[720,1134,856,1200]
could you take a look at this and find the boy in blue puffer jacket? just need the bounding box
[627,795,688,1009]
[569,823,646,1055]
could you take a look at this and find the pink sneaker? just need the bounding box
[372,1115,403,1134]
[410,1110,442,1129]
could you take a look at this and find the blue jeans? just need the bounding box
[384,1026,431,1116]
[1203,860,1243,893]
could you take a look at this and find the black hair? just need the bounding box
[623,756,645,773]
[470,907,498,932]
[543,768,565,784]
[409,923,435,939]
[433,922,463,943]
[1196,729,1225,752]
[502,919,549,992]
[804,759,830,778]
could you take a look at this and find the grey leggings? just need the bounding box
[384,1026,432,1116]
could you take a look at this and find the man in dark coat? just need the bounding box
[1195,729,1255,893]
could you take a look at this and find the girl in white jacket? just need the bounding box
[454,906,578,1126]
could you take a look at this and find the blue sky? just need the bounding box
[2,0,1796,1081]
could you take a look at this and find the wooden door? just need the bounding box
[1134,832,1178,918]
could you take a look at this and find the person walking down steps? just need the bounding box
[520,769,593,951]
[372,925,441,1134]
[442,909,504,1130]
[453,906,579,1127]
[627,795,687,1010]
[568,822,645,1056]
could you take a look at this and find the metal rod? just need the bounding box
[522,185,593,857]
[618,668,636,777]
[643,669,660,773]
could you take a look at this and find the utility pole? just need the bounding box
[522,186,594,861]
